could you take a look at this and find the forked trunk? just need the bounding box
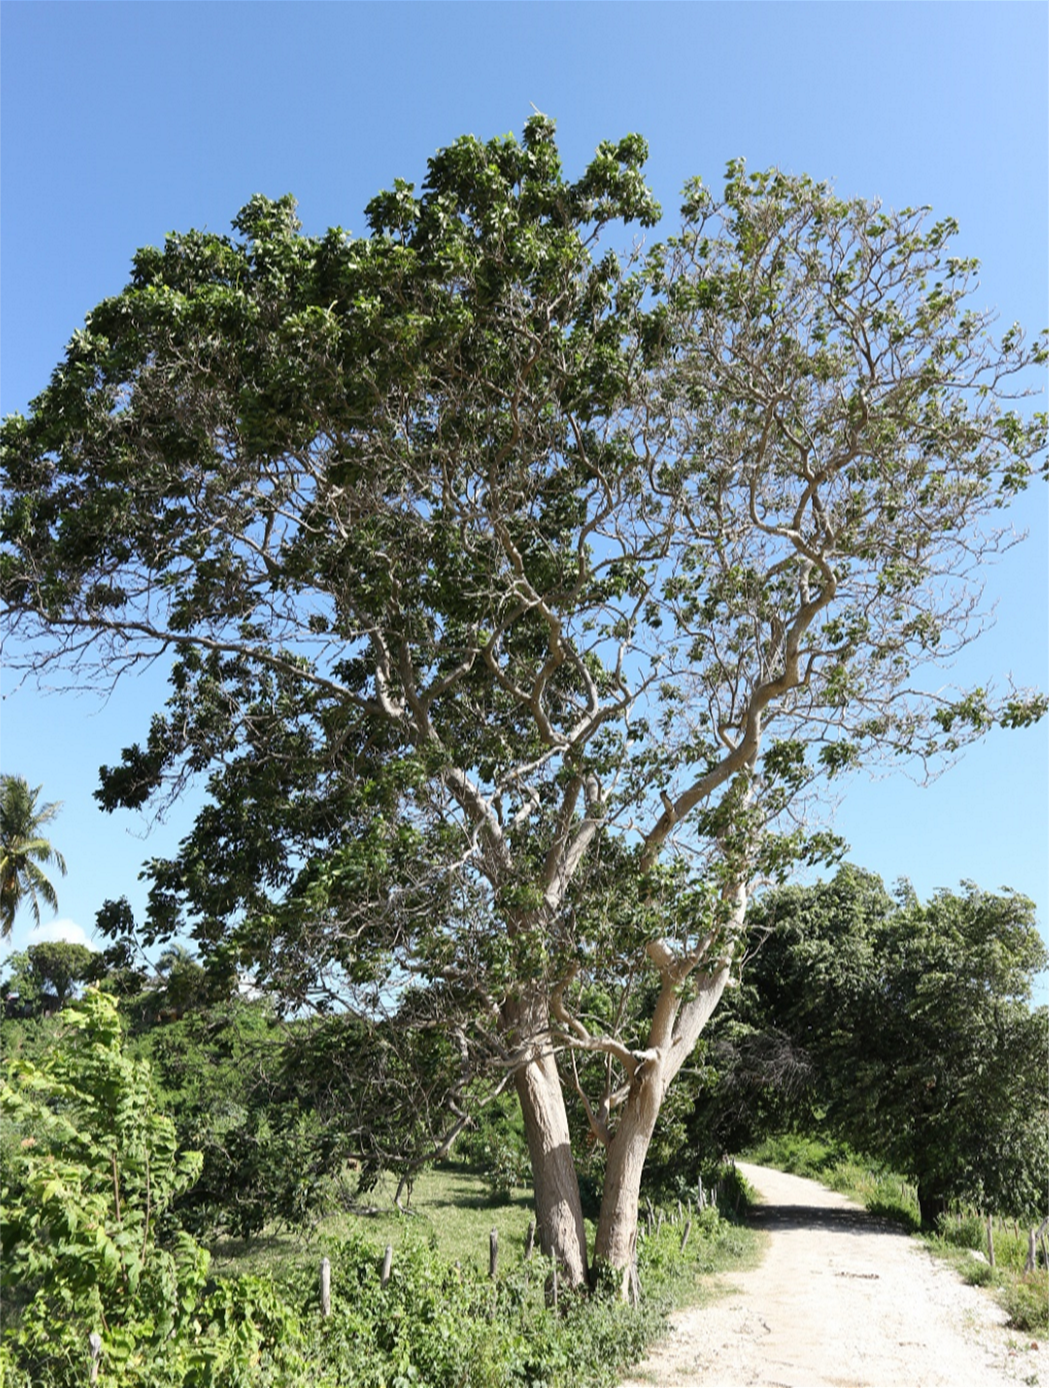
[509,890,743,1297]
[592,952,738,1300]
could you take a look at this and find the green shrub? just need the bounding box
[0,990,309,1387]
[999,1272,1049,1333]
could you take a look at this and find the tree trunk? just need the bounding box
[592,953,736,1300]
[916,1181,948,1230]
[592,1062,664,1299]
[508,1000,589,1288]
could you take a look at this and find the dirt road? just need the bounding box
[621,1163,1046,1388]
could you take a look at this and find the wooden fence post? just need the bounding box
[489,1228,499,1279]
[1031,1216,1049,1273]
[524,1220,536,1260]
[89,1332,102,1384]
[680,1219,692,1252]
[381,1244,393,1288]
[320,1256,331,1317]
[985,1213,995,1269]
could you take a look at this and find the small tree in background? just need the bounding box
[24,940,97,1008]
[0,776,67,938]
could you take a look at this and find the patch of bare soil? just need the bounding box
[621,1163,1046,1388]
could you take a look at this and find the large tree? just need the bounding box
[0,775,67,938]
[1,118,1045,1292]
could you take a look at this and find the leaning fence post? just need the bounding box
[1035,1215,1049,1272]
[680,1218,692,1252]
[320,1256,331,1317]
[524,1219,536,1260]
[489,1228,499,1279]
[89,1332,102,1384]
[381,1244,394,1288]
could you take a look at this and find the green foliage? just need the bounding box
[133,997,346,1240]
[741,1132,854,1180]
[0,775,67,938]
[0,994,756,1387]
[996,1269,1049,1335]
[0,990,310,1387]
[694,871,1049,1223]
[21,940,98,1007]
[238,1200,755,1388]
[457,1098,532,1201]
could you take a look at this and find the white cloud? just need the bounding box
[26,919,98,950]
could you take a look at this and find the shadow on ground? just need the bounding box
[746,1201,905,1237]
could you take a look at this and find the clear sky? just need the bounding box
[1,2,1046,977]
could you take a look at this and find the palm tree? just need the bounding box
[156,943,195,976]
[0,775,68,938]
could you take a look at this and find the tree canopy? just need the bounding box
[1,116,1045,1288]
[691,869,1049,1224]
[23,940,97,1008]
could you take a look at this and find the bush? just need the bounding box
[456,1100,532,1203]
[0,991,309,1386]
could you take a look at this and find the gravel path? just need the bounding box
[621,1163,1046,1388]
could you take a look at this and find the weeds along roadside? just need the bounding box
[744,1133,1049,1336]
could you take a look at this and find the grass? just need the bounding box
[742,1133,1048,1335]
[925,1210,1049,1335]
[210,1163,539,1279]
[212,1160,763,1289]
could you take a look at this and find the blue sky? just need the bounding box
[1,2,1046,975]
